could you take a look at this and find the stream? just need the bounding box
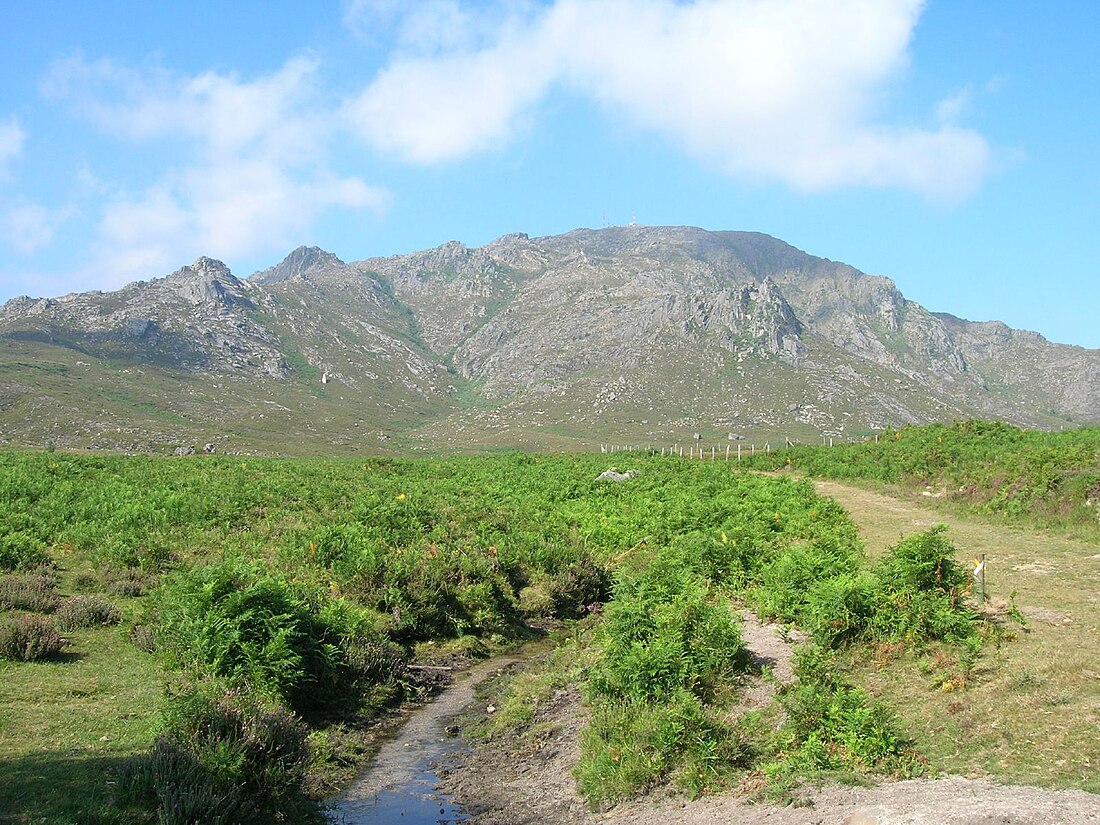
[325,648,538,825]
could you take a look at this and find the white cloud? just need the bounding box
[345,0,991,200]
[0,118,26,178]
[4,200,69,254]
[936,85,975,125]
[345,40,556,163]
[43,55,389,284]
[342,0,404,41]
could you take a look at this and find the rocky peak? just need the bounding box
[416,240,471,277]
[735,277,804,359]
[165,257,250,306]
[251,246,346,285]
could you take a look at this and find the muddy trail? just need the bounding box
[326,648,543,824]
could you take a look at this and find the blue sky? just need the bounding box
[1,1,1097,348]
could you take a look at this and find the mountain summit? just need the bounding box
[1,226,1096,453]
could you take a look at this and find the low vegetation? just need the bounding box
[0,440,1054,822]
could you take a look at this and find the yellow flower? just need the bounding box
[396,492,407,501]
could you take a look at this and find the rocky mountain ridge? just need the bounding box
[1,226,1096,453]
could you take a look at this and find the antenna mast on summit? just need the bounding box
[630,211,637,227]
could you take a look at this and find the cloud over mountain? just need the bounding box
[344,0,990,199]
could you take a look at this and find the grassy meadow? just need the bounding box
[1,427,1096,822]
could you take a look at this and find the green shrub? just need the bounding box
[750,542,853,626]
[590,562,747,705]
[801,572,878,647]
[0,614,67,660]
[0,568,60,612]
[875,525,966,596]
[154,561,403,716]
[870,527,978,645]
[0,530,50,571]
[776,646,921,777]
[55,595,122,631]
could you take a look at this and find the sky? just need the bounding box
[1,1,1097,349]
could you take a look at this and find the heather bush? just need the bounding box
[0,568,60,612]
[103,565,156,596]
[0,614,67,660]
[115,682,313,824]
[55,594,121,631]
[129,623,158,653]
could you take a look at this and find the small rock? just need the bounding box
[597,468,639,482]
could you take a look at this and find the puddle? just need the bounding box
[326,643,547,825]
[329,764,468,824]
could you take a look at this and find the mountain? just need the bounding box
[1,226,1096,454]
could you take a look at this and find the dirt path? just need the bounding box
[438,479,1100,825]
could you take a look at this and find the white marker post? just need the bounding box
[973,554,986,605]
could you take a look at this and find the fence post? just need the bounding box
[738,444,741,462]
[974,554,986,605]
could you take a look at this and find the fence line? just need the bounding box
[599,432,874,461]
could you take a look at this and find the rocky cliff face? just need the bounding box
[1,226,1096,453]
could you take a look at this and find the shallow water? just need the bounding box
[329,762,468,824]
[326,647,545,825]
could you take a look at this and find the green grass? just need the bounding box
[0,627,163,824]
